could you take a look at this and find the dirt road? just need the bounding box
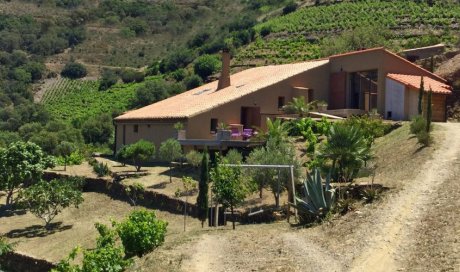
[349,123,460,271]
[138,123,460,272]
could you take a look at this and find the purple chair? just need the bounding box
[231,127,241,138]
[242,128,253,140]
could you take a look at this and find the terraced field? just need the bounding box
[236,0,460,64]
[43,77,141,122]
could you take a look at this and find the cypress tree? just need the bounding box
[196,149,209,227]
[418,76,424,115]
[426,87,433,132]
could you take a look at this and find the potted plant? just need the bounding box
[216,122,231,141]
[174,122,186,140]
[317,101,328,112]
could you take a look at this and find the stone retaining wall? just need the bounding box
[0,252,55,272]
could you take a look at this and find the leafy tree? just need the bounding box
[0,141,55,205]
[318,124,372,183]
[193,54,221,80]
[159,138,183,182]
[81,114,113,144]
[18,178,83,229]
[115,145,129,166]
[113,209,167,257]
[196,150,209,227]
[56,141,76,171]
[61,62,87,79]
[183,74,203,89]
[125,140,155,172]
[210,158,250,229]
[159,48,195,73]
[132,79,184,108]
[247,138,300,206]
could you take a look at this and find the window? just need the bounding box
[133,124,139,133]
[278,96,285,109]
[210,118,218,133]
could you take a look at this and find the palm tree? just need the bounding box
[254,118,289,143]
[282,96,314,117]
[318,123,371,183]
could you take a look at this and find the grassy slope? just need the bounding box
[236,0,460,65]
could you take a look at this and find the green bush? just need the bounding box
[93,162,110,177]
[0,236,14,256]
[56,151,84,166]
[183,74,203,89]
[114,210,167,257]
[61,62,87,79]
[186,150,202,168]
[416,130,432,146]
[410,115,427,135]
[193,54,221,80]
[343,115,390,145]
[120,69,144,83]
[225,149,243,164]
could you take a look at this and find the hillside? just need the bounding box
[236,0,460,65]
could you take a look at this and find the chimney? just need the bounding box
[217,49,231,90]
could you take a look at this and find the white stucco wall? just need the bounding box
[406,89,419,120]
[385,78,405,120]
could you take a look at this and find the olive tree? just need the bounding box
[159,138,182,182]
[0,141,55,205]
[56,141,76,171]
[18,178,83,229]
[210,158,250,230]
[125,140,155,172]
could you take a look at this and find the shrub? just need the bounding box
[225,149,243,164]
[125,182,145,206]
[193,54,221,80]
[56,141,76,171]
[99,69,118,91]
[260,25,272,37]
[410,115,427,135]
[120,69,144,83]
[114,210,167,257]
[18,178,84,229]
[61,62,87,79]
[343,115,390,145]
[0,236,14,256]
[183,74,203,89]
[282,2,298,15]
[186,150,202,168]
[56,150,84,167]
[416,130,432,146]
[82,223,131,272]
[93,162,110,177]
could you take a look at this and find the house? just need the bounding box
[114,47,452,151]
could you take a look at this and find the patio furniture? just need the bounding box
[242,128,253,140]
[231,127,241,138]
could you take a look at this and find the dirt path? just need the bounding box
[349,123,460,272]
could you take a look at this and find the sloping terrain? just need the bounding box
[128,124,460,272]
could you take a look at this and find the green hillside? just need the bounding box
[236,0,460,64]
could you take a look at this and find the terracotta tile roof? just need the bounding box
[330,47,447,83]
[387,73,452,94]
[115,60,329,121]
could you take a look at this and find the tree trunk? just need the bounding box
[169,165,172,183]
[6,190,13,205]
[64,159,67,171]
[201,220,204,228]
[275,194,279,208]
[184,196,187,232]
[259,185,263,198]
[231,206,235,230]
